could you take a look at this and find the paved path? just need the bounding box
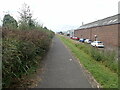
[37,36,91,88]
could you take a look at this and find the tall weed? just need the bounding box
[2,28,54,87]
[75,43,118,73]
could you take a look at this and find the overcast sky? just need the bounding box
[0,0,119,32]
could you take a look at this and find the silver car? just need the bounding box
[91,41,104,48]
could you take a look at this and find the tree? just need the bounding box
[18,3,35,30]
[28,18,35,29]
[44,26,48,30]
[2,14,18,29]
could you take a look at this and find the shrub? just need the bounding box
[2,14,18,30]
[2,28,54,87]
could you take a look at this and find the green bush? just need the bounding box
[2,29,54,87]
[2,14,18,30]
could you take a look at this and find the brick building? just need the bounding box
[74,14,120,48]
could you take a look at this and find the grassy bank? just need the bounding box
[58,35,118,88]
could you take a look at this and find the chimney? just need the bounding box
[82,22,84,25]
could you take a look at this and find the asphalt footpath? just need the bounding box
[36,36,92,88]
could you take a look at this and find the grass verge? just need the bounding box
[58,35,118,88]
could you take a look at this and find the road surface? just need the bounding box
[37,36,92,88]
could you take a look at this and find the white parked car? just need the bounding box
[84,39,92,44]
[91,41,104,48]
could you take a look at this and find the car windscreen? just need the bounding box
[98,41,102,43]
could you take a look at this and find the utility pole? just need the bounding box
[82,22,84,26]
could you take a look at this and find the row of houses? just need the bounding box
[71,14,120,49]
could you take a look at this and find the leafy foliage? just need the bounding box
[18,3,35,30]
[2,28,54,88]
[2,3,55,87]
[2,14,18,29]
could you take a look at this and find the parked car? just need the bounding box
[91,41,104,48]
[79,38,86,42]
[84,39,92,44]
[71,37,79,40]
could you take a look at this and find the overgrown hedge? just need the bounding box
[2,28,54,87]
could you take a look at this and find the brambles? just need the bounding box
[2,3,55,87]
[2,28,54,87]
